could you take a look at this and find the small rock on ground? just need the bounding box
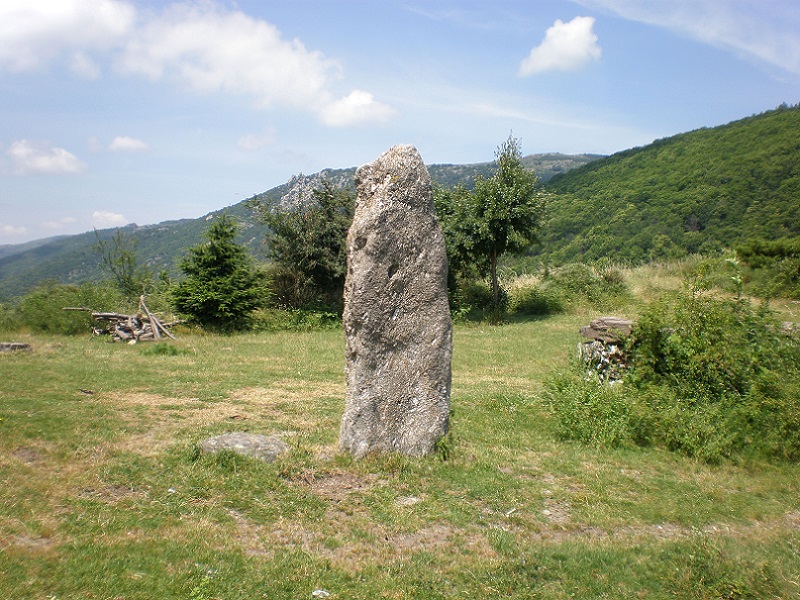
[199,432,288,463]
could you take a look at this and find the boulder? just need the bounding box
[340,145,452,458]
[199,432,288,463]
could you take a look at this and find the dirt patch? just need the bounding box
[97,381,344,457]
[305,471,378,503]
[77,483,146,504]
[386,524,453,553]
[541,498,571,525]
[12,447,45,465]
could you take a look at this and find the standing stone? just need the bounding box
[340,145,452,458]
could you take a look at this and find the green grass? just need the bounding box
[1,294,799,598]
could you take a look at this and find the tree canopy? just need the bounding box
[172,214,264,331]
[255,180,354,311]
[540,104,800,265]
[436,135,548,307]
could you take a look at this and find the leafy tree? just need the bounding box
[94,228,150,300]
[172,215,264,331]
[437,135,548,308]
[255,180,354,311]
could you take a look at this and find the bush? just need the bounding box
[541,263,630,310]
[15,281,130,335]
[455,279,508,312]
[545,374,636,448]
[172,215,266,332]
[265,263,338,313]
[508,284,564,316]
[548,268,800,462]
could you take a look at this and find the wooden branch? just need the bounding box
[139,295,161,340]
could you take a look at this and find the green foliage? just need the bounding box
[254,180,354,311]
[508,284,564,316]
[171,215,265,332]
[539,262,630,311]
[13,280,129,335]
[546,374,643,449]
[93,228,152,300]
[542,104,800,266]
[250,307,341,332]
[737,236,800,298]
[548,266,800,462]
[453,279,508,312]
[435,135,548,308]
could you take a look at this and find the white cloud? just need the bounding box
[108,136,150,152]
[115,3,345,117]
[0,1,396,126]
[7,140,87,175]
[0,0,134,72]
[69,51,101,79]
[92,211,128,228]
[320,90,398,127]
[0,223,27,236]
[573,0,800,74]
[519,16,601,76]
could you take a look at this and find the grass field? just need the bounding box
[1,291,799,598]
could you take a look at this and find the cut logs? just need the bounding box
[64,296,179,343]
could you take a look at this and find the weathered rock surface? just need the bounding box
[580,316,633,342]
[199,432,288,463]
[0,342,31,352]
[340,145,452,458]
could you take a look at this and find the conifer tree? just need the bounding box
[172,215,263,331]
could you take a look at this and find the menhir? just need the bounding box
[339,145,452,458]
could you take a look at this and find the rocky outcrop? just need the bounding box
[340,145,452,458]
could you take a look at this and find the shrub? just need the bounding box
[541,263,630,310]
[548,267,800,462]
[172,215,266,332]
[545,373,635,449]
[15,281,129,335]
[508,284,564,316]
[455,279,507,312]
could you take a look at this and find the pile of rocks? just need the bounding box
[578,316,633,383]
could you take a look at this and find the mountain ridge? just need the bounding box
[0,153,600,299]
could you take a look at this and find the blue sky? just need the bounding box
[1,0,799,244]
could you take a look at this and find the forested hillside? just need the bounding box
[538,104,800,264]
[0,155,596,299]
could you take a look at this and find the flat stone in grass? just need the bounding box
[200,432,288,463]
[0,342,32,352]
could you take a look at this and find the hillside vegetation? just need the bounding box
[0,155,597,300]
[539,104,800,265]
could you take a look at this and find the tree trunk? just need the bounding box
[491,247,499,309]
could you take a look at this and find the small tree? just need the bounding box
[94,228,150,300]
[254,180,354,311]
[172,214,263,331]
[473,135,547,307]
[436,135,548,309]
